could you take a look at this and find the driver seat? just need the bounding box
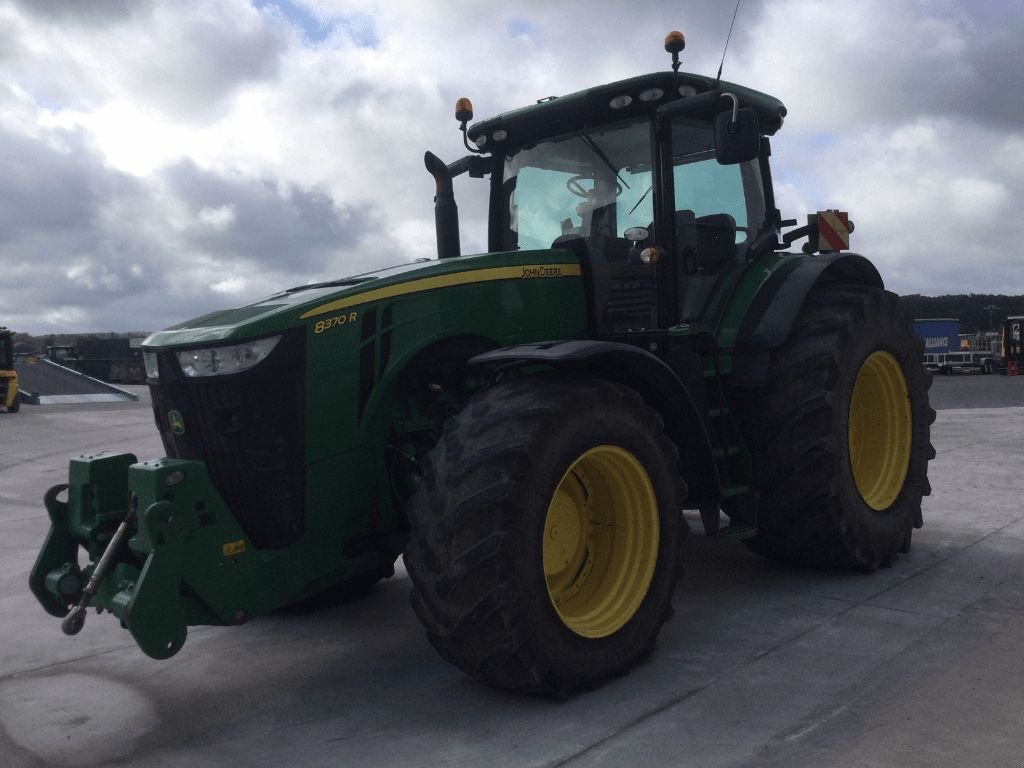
[694,213,737,273]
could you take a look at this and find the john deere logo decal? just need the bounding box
[168,410,186,436]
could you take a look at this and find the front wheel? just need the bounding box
[404,374,686,696]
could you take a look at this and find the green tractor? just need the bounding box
[1,327,20,413]
[30,33,934,696]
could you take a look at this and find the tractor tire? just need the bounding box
[743,284,934,570]
[404,374,686,696]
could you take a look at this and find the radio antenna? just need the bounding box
[714,0,742,87]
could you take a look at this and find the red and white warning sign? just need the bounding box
[817,210,850,251]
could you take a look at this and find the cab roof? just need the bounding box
[467,71,787,151]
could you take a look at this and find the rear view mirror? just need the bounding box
[715,106,760,165]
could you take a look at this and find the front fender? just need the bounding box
[470,340,721,504]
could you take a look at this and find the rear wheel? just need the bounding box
[404,374,686,696]
[744,284,934,569]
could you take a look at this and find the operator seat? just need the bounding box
[694,213,737,273]
[676,211,739,323]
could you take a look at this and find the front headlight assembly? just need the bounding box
[176,335,281,378]
[143,350,160,379]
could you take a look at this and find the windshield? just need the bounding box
[501,119,654,251]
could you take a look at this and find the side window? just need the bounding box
[673,160,749,239]
[670,119,766,322]
[669,118,765,246]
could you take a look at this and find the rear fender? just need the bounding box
[732,253,883,384]
[469,340,721,503]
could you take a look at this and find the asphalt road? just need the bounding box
[926,369,1024,410]
[1,379,1023,767]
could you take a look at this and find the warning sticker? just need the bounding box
[818,210,850,251]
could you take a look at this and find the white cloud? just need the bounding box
[198,204,236,229]
[1,0,1022,334]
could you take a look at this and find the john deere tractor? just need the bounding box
[31,33,933,696]
[1,327,20,413]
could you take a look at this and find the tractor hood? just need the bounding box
[143,249,582,348]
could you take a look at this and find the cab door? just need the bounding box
[500,118,662,336]
[658,116,768,328]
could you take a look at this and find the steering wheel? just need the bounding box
[566,175,623,198]
[566,175,592,197]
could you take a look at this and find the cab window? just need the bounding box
[670,118,766,322]
[501,119,655,251]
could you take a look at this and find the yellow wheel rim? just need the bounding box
[543,445,660,638]
[848,351,912,510]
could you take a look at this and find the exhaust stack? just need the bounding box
[424,151,460,260]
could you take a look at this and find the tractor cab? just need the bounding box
[457,68,788,338]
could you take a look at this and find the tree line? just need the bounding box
[898,294,1024,334]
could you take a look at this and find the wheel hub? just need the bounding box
[542,445,660,638]
[848,351,912,510]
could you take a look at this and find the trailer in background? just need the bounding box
[922,350,997,375]
[914,318,959,355]
[1002,317,1024,375]
[915,318,1002,374]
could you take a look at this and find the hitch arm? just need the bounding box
[61,494,138,636]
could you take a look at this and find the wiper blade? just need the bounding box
[628,185,653,216]
[577,133,630,191]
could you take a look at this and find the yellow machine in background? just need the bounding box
[0,327,20,413]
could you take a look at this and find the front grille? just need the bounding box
[150,329,306,548]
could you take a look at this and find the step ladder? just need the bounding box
[699,356,757,539]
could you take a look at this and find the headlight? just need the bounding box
[143,351,160,379]
[176,336,281,378]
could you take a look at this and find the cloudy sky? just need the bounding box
[1,0,1022,334]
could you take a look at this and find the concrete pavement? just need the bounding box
[1,389,1022,767]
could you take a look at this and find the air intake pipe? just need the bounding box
[424,151,460,260]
